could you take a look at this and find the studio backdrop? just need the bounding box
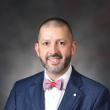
[0,0,110,110]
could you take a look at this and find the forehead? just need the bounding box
[38,25,72,41]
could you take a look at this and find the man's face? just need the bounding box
[35,25,77,74]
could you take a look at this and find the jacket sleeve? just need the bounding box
[4,84,16,110]
[93,88,110,110]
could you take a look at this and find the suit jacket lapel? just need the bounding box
[23,72,45,110]
[58,68,84,110]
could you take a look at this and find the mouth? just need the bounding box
[46,54,63,65]
[47,57,62,65]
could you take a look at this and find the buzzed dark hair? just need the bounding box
[37,17,73,40]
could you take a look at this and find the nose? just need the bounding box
[49,43,59,54]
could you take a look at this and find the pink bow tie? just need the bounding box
[43,79,63,91]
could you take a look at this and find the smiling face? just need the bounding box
[35,23,77,76]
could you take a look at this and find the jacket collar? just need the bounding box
[58,67,84,110]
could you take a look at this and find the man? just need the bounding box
[5,17,110,110]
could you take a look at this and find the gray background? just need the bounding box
[0,0,110,109]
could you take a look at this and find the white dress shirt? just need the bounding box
[44,65,72,110]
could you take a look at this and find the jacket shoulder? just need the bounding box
[77,72,110,100]
[14,71,44,91]
[80,73,108,91]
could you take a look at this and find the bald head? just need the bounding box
[37,17,74,41]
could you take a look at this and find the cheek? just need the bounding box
[63,46,75,56]
[39,50,47,60]
[60,49,71,58]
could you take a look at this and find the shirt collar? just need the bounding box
[44,65,72,90]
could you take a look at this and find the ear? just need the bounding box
[35,42,40,57]
[71,41,77,56]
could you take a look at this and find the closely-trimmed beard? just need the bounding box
[39,53,71,74]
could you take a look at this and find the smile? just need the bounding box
[48,57,62,65]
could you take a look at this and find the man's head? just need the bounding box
[35,17,77,76]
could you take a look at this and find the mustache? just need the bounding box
[47,53,63,59]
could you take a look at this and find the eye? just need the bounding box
[59,41,65,45]
[42,42,49,46]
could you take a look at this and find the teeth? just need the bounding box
[48,58,60,64]
[48,57,61,59]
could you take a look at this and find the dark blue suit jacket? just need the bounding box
[5,68,110,110]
